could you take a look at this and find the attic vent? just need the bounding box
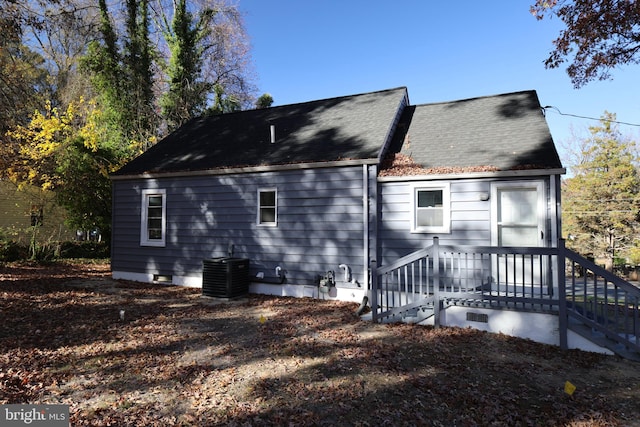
[466,312,489,323]
[270,124,276,143]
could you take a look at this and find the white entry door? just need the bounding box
[491,181,546,287]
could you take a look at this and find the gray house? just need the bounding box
[111,89,640,359]
[110,86,564,301]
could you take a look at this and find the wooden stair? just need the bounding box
[568,319,640,361]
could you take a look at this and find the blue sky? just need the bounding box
[239,1,640,165]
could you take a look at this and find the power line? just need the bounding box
[542,106,640,127]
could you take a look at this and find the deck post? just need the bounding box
[370,259,378,323]
[433,237,440,328]
[557,239,568,350]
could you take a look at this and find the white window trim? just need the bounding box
[410,182,451,233]
[140,189,167,247]
[257,188,277,227]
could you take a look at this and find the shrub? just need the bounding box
[0,240,28,262]
[0,232,109,262]
[59,241,110,259]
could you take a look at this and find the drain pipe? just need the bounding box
[362,164,369,290]
[355,295,369,315]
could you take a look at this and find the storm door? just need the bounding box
[491,181,546,288]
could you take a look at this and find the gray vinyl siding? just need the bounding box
[377,176,554,267]
[111,166,367,286]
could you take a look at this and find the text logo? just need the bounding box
[1,405,69,426]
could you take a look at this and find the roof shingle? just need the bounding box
[382,90,562,175]
[113,88,562,178]
[113,87,408,176]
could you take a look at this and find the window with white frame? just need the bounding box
[140,189,166,246]
[258,188,277,226]
[411,183,451,233]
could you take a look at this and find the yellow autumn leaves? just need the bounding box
[4,98,102,191]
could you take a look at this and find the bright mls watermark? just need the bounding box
[1,404,69,426]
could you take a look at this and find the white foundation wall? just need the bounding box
[112,271,202,287]
[441,306,613,355]
[112,271,367,303]
[250,282,367,303]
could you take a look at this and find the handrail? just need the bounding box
[564,247,640,295]
[376,244,557,276]
[376,245,434,276]
[562,241,640,355]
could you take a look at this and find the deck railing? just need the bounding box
[562,243,640,355]
[370,237,640,355]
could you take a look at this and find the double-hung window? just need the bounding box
[411,183,450,233]
[258,188,277,226]
[140,189,166,246]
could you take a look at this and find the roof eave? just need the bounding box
[110,158,380,181]
[377,167,567,182]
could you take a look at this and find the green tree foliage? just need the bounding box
[206,83,241,115]
[123,0,156,141]
[531,0,640,88]
[562,112,640,268]
[161,0,214,130]
[159,0,256,128]
[81,0,157,155]
[255,93,274,109]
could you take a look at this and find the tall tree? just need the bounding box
[81,0,157,154]
[184,0,255,111]
[0,25,46,130]
[562,112,640,269]
[0,12,48,174]
[531,0,640,88]
[22,0,100,107]
[160,0,213,130]
[157,0,255,129]
[123,0,156,142]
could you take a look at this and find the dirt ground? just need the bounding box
[1,261,640,426]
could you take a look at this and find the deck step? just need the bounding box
[568,322,640,362]
[402,306,435,323]
[371,304,436,324]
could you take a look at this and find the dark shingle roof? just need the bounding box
[383,90,563,174]
[113,87,408,176]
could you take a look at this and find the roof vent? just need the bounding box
[270,124,276,143]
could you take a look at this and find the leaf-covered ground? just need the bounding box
[1,262,640,426]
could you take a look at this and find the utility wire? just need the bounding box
[542,106,640,127]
